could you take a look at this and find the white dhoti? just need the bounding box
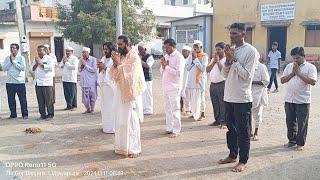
[252,104,263,128]
[142,81,153,115]
[114,86,143,156]
[200,90,206,113]
[186,88,202,120]
[100,84,115,133]
[164,89,181,134]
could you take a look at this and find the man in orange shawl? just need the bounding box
[110,35,147,158]
[185,40,208,121]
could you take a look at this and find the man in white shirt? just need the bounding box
[97,42,116,134]
[251,59,269,141]
[218,23,259,172]
[207,42,226,127]
[138,42,155,115]
[32,45,55,120]
[267,42,281,93]
[281,47,317,151]
[181,45,192,114]
[59,46,79,111]
[44,44,58,103]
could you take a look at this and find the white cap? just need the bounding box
[43,44,50,48]
[82,47,90,53]
[182,45,192,52]
[65,46,74,51]
[193,40,203,47]
[138,42,149,50]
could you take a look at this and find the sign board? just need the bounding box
[261,2,295,22]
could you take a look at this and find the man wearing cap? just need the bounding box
[32,45,55,120]
[185,40,208,121]
[181,45,192,115]
[79,47,98,114]
[44,44,58,103]
[138,42,155,115]
[97,42,116,134]
[59,46,79,111]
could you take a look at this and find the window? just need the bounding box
[198,0,202,4]
[8,2,15,10]
[171,0,175,5]
[183,0,188,5]
[176,29,198,43]
[176,31,187,43]
[305,25,320,47]
[204,0,211,4]
[245,27,253,44]
[0,39,4,50]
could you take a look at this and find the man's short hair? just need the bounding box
[272,42,278,46]
[37,45,46,49]
[10,43,19,50]
[215,42,225,49]
[230,23,246,31]
[103,42,116,52]
[290,47,305,57]
[164,38,176,47]
[118,35,131,46]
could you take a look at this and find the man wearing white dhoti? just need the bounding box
[251,60,269,141]
[111,35,146,158]
[181,45,192,115]
[138,42,155,115]
[160,39,185,138]
[185,40,208,121]
[97,42,116,134]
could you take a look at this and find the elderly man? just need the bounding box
[2,43,28,119]
[59,46,79,111]
[79,47,98,114]
[160,38,184,138]
[32,45,55,120]
[97,42,116,134]
[138,42,155,115]
[44,44,57,103]
[111,35,146,158]
[185,40,208,121]
[181,45,192,114]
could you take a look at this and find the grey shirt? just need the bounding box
[222,43,260,103]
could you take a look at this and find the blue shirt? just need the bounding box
[2,55,26,84]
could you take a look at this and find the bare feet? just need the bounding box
[165,131,173,134]
[295,145,304,151]
[169,133,179,138]
[82,110,91,114]
[232,163,246,172]
[128,153,140,158]
[252,135,259,141]
[218,157,237,164]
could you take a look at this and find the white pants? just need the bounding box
[142,81,153,114]
[183,97,191,112]
[164,90,181,134]
[252,104,264,129]
[200,90,206,113]
[100,84,115,133]
[186,88,202,120]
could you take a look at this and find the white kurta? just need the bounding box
[114,86,143,156]
[98,57,116,133]
[252,62,269,128]
[142,55,155,115]
[182,56,191,112]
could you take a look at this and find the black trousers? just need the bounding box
[53,77,56,104]
[267,68,278,89]
[63,82,77,109]
[285,103,310,146]
[210,81,225,123]
[6,83,28,118]
[225,102,252,164]
[35,85,54,118]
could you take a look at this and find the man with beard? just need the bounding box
[218,23,259,172]
[160,38,184,138]
[110,35,146,158]
[79,47,98,114]
[138,42,155,115]
[59,46,79,111]
[97,42,116,134]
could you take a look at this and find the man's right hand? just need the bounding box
[225,44,235,64]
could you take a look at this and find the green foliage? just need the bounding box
[56,0,156,46]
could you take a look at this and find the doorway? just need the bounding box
[267,27,287,61]
[54,37,64,62]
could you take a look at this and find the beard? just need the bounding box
[105,52,111,58]
[118,47,128,56]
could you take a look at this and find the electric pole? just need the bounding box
[116,0,123,38]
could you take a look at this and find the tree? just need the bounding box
[56,0,156,46]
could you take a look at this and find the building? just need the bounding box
[170,15,213,56]
[0,0,81,63]
[213,0,320,63]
